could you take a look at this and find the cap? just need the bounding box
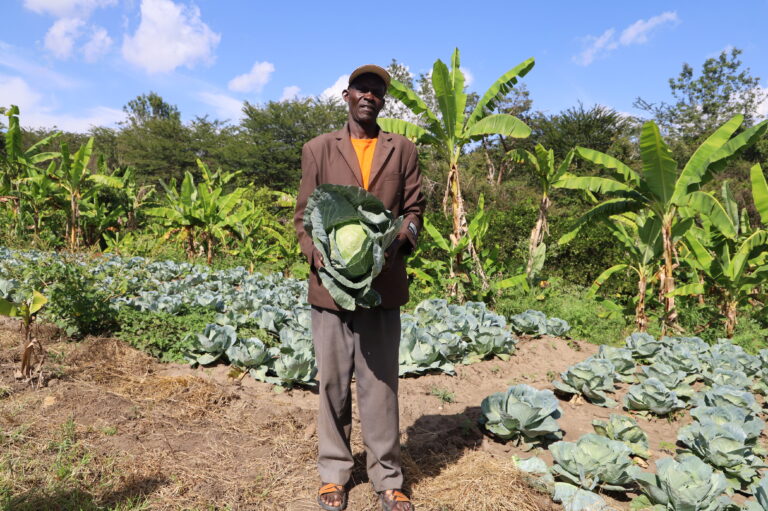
[348,64,391,89]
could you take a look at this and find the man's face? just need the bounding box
[343,73,386,123]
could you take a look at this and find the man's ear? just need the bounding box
[342,89,349,102]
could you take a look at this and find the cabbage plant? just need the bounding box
[689,405,764,447]
[677,422,764,489]
[623,378,685,416]
[705,340,761,376]
[592,414,650,458]
[654,344,704,376]
[691,385,761,414]
[702,368,753,390]
[625,332,663,360]
[552,357,617,407]
[552,483,616,511]
[509,309,547,336]
[639,363,695,399]
[186,323,236,366]
[398,328,454,376]
[595,345,635,382]
[480,384,562,446]
[550,433,634,491]
[303,184,402,310]
[629,455,731,511]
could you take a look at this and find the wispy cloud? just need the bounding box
[0,40,82,88]
[228,61,275,93]
[280,85,301,101]
[574,11,679,66]
[321,74,348,100]
[0,73,124,131]
[23,0,116,18]
[197,91,243,121]
[44,17,85,59]
[82,26,113,62]
[122,0,220,74]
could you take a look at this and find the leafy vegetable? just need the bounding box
[185,323,236,366]
[550,433,634,491]
[592,414,650,458]
[552,482,616,511]
[625,332,663,360]
[623,378,686,416]
[702,368,753,390]
[303,184,402,310]
[689,405,765,446]
[629,455,731,511]
[480,384,562,445]
[639,363,695,399]
[691,385,761,414]
[595,345,636,382]
[508,309,570,337]
[552,357,618,407]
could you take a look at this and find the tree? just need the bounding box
[238,97,347,189]
[634,48,767,145]
[380,59,417,121]
[559,116,767,333]
[123,91,181,126]
[379,48,534,292]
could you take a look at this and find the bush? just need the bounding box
[116,306,217,362]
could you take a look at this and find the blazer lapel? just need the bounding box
[334,124,363,187]
[368,131,394,188]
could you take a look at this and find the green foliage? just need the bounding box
[623,378,686,416]
[480,384,562,445]
[116,306,216,362]
[552,357,618,407]
[592,414,650,459]
[550,433,634,491]
[45,261,118,339]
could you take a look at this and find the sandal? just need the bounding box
[317,483,347,511]
[379,489,414,511]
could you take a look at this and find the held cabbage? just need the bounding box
[304,184,402,310]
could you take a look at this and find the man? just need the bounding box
[294,64,425,511]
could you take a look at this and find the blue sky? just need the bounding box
[2,0,768,132]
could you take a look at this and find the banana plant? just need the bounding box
[146,160,250,264]
[507,145,574,281]
[16,161,59,236]
[558,116,768,333]
[0,288,48,380]
[378,48,534,291]
[673,165,768,337]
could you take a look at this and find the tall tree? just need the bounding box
[634,48,767,144]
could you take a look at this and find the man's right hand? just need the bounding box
[312,249,325,269]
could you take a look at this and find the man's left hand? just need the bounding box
[383,234,406,272]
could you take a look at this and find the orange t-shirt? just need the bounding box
[351,137,377,190]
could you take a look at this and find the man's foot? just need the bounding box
[379,489,414,511]
[317,483,347,511]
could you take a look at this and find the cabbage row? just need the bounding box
[0,247,570,388]
[481,332,768,511]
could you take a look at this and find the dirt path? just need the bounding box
[0,319,684,510]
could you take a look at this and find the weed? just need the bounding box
[429,386,455,404]
[102,426,118,436]
[546,370,557,382]
[659,440,676,454]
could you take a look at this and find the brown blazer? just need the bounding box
[294,123,426,310]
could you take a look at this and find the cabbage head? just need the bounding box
[550,433,634,491]
[691,385,761,414]
[595,345,635,382]
[304,184,402,310]
[625,332,663,361]
[592,414,650,458]
[480,384,562,445]
[623,378,685,416]
[689,405,764,446]
[552,357,617,407]
[629,455,731,511]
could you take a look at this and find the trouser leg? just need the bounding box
[312,306,354,485]
[353,307,403,491]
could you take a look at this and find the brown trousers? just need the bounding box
[311,306,403,491]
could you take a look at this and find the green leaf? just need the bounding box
[387,79,440,127]
[423,217,451,252]
[377,118,428,141]
[750,164,768,225]
[666,283,705,297]
[431,58,456,143]
[728,230,768,281]
[575,146,639,184]
[588,264,629,297]
[464,114,530,139]
[684,191,737,239]
[466,57,535,129]
[29,291,47,314]
[639,122,677,206]
[493,273,529,291]
[556,176,635,195]
[0,298,18,317]
[708,119,768,173]
[449,48,467,137]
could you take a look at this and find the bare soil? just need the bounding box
[0,317,688,510]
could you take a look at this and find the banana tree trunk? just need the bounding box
[723,299,738,338]
[69,194,79,249]
[481,137,497,184]
[184,226,196,260]
[443,162,489,295]
[660,219,678,334]
[526,194,550,279]
[635,271,648,332]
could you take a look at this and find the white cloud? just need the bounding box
[23,0,116,18]
[460,67,474,87]
[198,91,243,121]
[82,26,112,62]
[44,17,85,59]
[227,61,275,93]
[0,74,123,131]
[756,86,768,119]
[280,85,301,101]
[0,40,81,88]
[573,28,617,66]
[619,11,678,45]
[321,74,349,100]
[574,11,678,66]
[122,0,221,74]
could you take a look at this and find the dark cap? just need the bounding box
[348,64,391,89]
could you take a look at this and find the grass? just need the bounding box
[429,386,456,404]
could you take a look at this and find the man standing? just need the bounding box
[294,65,424,511]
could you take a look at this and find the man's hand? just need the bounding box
[382,234,406,272]
[312,248,325,269]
